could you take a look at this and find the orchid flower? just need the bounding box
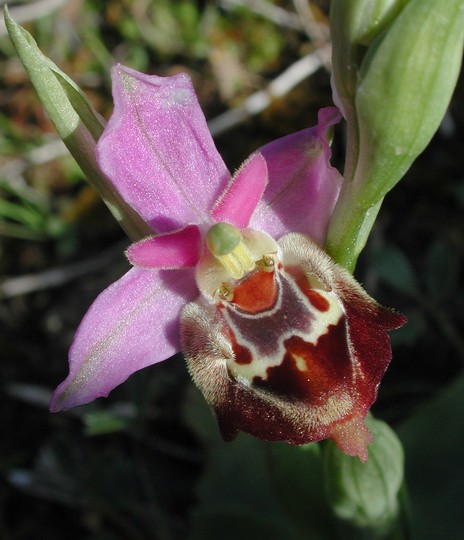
[50,66,405,462]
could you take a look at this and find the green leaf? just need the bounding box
[182,385,222,446]
[3,7,151,241]
[189,508,304,540]
[266,442,337,538]
[398,375,464,539]
[83,411,129,436]
[4,6,79,138]
[390,308,426,347]
[47,67,105,142]
[424,239,459,302]
[184,388,304,539]
[354,0,464,207]
[0,198,44,228]
[189,434,304,540]
[373,245,418,296]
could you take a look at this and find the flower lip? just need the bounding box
[182,233,407,461]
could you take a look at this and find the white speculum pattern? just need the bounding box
[222,268,344,382]
[195,226,346,386]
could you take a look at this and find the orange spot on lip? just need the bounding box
[232,270,277,314]
[285,266,330,312]
[305,289,330,312]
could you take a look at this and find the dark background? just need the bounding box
[1,1,463,538]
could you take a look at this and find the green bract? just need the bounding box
[345,0,409,47]
[3,6,151,241]
[327,0,464,270]
[331,0,409,117]
[323,415,404,530]
[355,0,464,206]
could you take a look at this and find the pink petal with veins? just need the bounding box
[97,65,231,233]
[251,107,343,245]
[50,267,197,411]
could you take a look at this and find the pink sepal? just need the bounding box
[211,153,268,228]
[50,267,197,411]
[126,225,202,269]
[251,107,343,245]
[97,65,231,233]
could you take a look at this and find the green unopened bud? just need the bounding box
[3,6,151,241]
[338,0,408,48]
[326,0,464,271]
[323,415,404,530]
[354,0,464,207]
[330,0,408,118]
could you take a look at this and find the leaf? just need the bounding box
[83,411,129,436]
[398,375,464,539]
[189,507,304,540]
[373,245,418,296]
[184,388,305,539]
[424,238,460,302]
[266,442,337,538]
[3,6,151,241]
[390,308,426,347]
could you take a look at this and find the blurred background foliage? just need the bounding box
[0,0,463,538]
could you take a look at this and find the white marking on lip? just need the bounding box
[224,268,344,382]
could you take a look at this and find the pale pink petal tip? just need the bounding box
[330,416,374,463]
[251,110,343,244]
[211,152,268,228]
[126,225,203,269]
[317,106,343,139]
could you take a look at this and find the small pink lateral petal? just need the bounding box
[97,65,231,233]
[50,267,198,411]
[126,225,202,269]
[211,152,268,228]
[251,107,343,245]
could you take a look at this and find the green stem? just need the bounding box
[341,103,361,185]
[325,179,382,272]
[324,80,378,272]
